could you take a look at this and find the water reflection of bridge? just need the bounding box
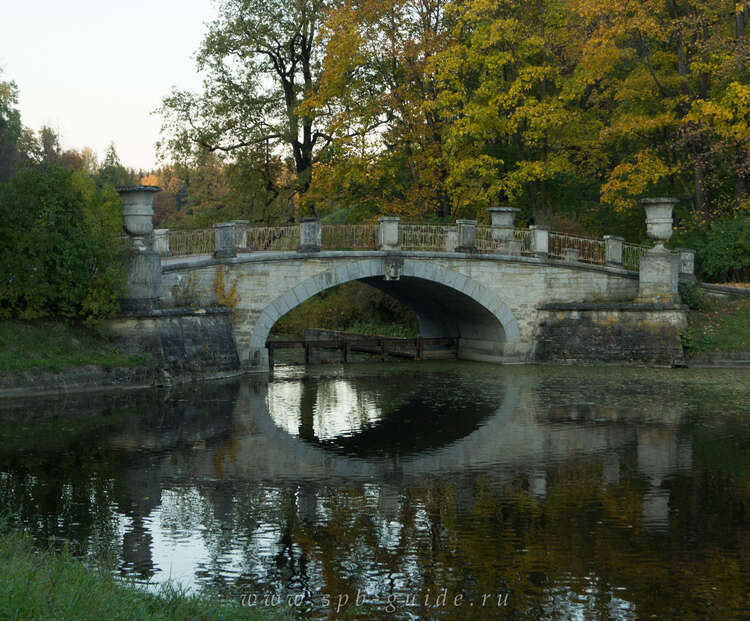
[104,375,693,529]
[88,373,693,580]
[1,372,693,583]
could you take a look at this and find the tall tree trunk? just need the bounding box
[736,0,749,73]
[693,157,709,222]
[735,148,748,203]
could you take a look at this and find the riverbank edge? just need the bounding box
[4,352,750,400]
[0,528,276,620]
[0,364,252,399]
[685,351,750,368]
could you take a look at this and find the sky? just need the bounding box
[0,0,218,170]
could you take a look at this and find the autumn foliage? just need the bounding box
[155,0,750,277]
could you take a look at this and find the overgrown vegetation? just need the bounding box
[152,0,750,283]
[0,321,146,374]
[682,296,750,356]
[0,166,126,322]
[272,282,419,338]
[213,266,241,316]
[0,525,274,620]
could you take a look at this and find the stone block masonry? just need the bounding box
[105,307,240,377]
[535,303,687,367]
[160,251,646,369]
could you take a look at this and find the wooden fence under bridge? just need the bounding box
[266,330,458,368]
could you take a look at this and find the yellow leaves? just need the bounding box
[502,155,575,200]
[686,82,750,141]
[600,112,677,142]
[601,150,679,212]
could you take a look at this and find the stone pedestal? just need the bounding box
[530,225,549,258]
[153,229,169,256]
[233,220,249,250]
[122,250,163,312]
[488,206,519,242]
[604,235,623,266]
[638,197,681,303]
[379,217,400,251]
[299,218,321,252]
[214,222,237,258]
[455,219,477,253]
[677,248,696,282]
[638,246,681,303]
[117,185,161,312]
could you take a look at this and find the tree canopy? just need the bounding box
[158,0,342,219]
[155,0,750,279]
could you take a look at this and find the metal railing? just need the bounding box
[169,229,215,257]
[322,224,379,250]
[399,223,450,251]
[475,227,533,255]
[623,242,650,271]
[549,232,606,264]
[245,225,299,251]
[126,222,656,273]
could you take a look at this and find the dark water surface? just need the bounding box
[2,362,750,619]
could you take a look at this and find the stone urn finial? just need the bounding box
[118,185,160,241]
[640,197,678,250]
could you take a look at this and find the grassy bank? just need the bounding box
[0,321,146,374]
[682,293,750,356]
[0,528,273,620]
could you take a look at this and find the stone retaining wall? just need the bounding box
[0,365,157,399]
[535,303,687,367]
[105,306,241,375]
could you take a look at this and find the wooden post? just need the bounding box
[417,336,424,360]
[380,339,386,361]
[305,342,311,364]
[267,343,274,369]
[344,341,350,363]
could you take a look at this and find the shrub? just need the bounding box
[673,214,750,283]
[0,166,125,322]
[678,281,712,311]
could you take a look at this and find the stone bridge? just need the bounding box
[114,189,692,371]
[159,240,639,369]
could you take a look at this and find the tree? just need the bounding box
[97,142,138,187]
[0,166,125,321]
[570,0,748,222]
[304,0,455,221]
[0,68,23,182]
[429,0,588,223]
[158,0,341,220]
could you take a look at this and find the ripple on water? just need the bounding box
[2,365,750,618]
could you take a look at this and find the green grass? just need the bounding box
[345,319,418,338]
[0,320,147,374]
[682,297,750,356]
[271,281,419,339]
[0,528,276,620]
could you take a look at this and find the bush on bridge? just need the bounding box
[0,165,126,322]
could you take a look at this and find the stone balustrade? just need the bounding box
[118,193,696,315]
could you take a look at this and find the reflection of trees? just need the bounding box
[0,381,238,580]
[4,372,750,618]
[206,455,750,619]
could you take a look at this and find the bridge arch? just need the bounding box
[248,257,521,366]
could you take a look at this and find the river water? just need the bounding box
[1,362,750,619]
